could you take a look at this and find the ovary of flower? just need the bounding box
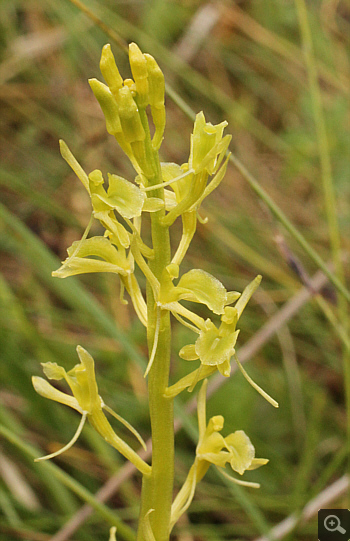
[32,346,151,476]
[170,380,268,530]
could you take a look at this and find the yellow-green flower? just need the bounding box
[160,112,231,227]
[179,275,262,378]
[141,264,240,377]
[32,346,151,475]
[196,380,268,476]
[158,264,240,315]
[170,379,268,530]
[180,304,242,377]
[164,275,275,398]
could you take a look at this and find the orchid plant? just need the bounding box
[33,43,278,541]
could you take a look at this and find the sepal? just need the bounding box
[59,140,90,193]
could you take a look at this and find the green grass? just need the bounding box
[0,1,349,540]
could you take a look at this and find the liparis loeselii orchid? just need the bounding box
[33,42,278,541]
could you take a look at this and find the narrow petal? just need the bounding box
[218,467,260,489]
[234,355,279,408]
[103,404,147,451]
[34,413,87,462]
[248,458,269,470]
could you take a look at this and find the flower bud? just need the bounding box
[145,53,165,149]
[117,86,145,143]
[129,42,149,108]
[99,44,123,98]
[89,78,122,135]
[145,54,164,110]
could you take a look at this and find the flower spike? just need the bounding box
[43,41,273,539]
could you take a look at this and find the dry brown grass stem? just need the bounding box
[254,474,349,541]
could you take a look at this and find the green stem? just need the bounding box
[137,110,174,541]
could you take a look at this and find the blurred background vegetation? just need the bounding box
[0,0,349,540]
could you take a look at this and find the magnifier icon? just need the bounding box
[324,514,346,534]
